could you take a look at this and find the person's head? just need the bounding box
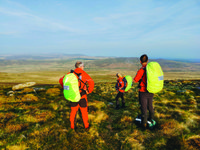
[116,73,122,78]
[75,61,84,69]
[140,54,148,65]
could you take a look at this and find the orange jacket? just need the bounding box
[116,77,125,93]
[134,65,147,92]
[59,68,94,96]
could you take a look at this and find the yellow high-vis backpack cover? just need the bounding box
[146,62,164,93]
[124,75,133,92]
[63,73,81,102]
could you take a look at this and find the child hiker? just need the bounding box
[115,73,125,109]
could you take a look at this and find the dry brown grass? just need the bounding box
[186,135,200,150]
[22,94,38,102]
[0,77,199,149]
[0,71,200,84]
[46,88,60,96]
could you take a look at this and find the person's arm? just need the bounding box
[85,74,94,94]
[133,69,144,83]
[115,82,119,92]
[59,76,65,88]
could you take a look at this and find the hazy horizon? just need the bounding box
[0,53,200,62]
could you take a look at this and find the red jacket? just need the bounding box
[134,65,147,92]
[116,77,125,93]
[59,68,94,95]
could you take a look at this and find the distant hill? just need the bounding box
[0,54,199,72]
[0,54,90,60]
[85,57,200,72]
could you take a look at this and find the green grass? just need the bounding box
[0,70,200,85]
[0,80,200,149]
[0,58,200,149]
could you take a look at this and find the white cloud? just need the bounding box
[0,5,76,34]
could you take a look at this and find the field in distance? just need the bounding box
[0,55,200,84]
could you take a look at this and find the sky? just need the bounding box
[0,0,200,59]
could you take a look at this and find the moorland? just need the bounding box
[0,55,200,149]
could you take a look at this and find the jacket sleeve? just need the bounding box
[85,74,94,94]
[115,82,119,90]
[59,76,65,88]
[134,68,144,83]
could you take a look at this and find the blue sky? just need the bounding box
[0,0,200,59]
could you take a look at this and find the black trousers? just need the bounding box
[139,92,154,125]
[116,92,125,105]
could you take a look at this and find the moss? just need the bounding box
[46,88,60,97]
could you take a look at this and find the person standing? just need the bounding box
[115,73,125,109]
[59,61,94,130]
[133,54,154,128]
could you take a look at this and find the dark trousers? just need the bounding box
[116,92,125,106]
[139,92,154,125]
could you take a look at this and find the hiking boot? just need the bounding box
[121,103,125,108]
[115,105,120,110]
[85,126,91,132]
[148,119,156,129]
[141,123,147,130]
[69,128,76,133]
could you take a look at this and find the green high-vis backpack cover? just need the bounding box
[146,62,164,93]
[124,75,133,92]
[63,73,81,102]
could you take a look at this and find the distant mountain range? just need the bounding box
[0,54,199,62]
[0,54,88,60]
[84,57,200,72]
[0,54,199,72]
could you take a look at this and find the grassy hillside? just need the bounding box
[85,57,200,72]
[0,80,199,149]
[0,57,200,73]
[0,56,199,84]
[0,56,200,149]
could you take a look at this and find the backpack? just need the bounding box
[63,70,82,102]
[146,62,164,93]
[123,75,133,92]
[122,77,127,90]
[115,75,132,92]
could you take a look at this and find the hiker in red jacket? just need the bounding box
[59,61,94,130]
[115,73,125,109]
[133,54,154,129]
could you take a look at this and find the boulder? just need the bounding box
[12,82,36,91]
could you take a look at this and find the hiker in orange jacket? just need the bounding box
[133,54,154,128]
[115,73,125,109]
[59,61,94,130]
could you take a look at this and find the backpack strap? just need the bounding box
[71,70,88,95]
[122,77,127,90]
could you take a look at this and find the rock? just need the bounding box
[108,102,114,105]
[7,91,14,95]
[177,90,186,93]
[33,87,46,92]
[12,82,36,91]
